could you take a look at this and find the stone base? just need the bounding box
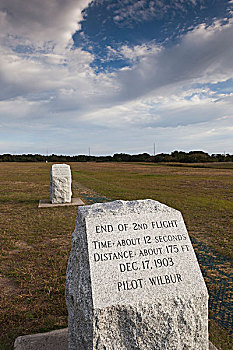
[14,328,68,350]
[38,198,85,208]
[14,328,218,350]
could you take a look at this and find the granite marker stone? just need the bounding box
[66,199,209,349]
[50,164,72,204]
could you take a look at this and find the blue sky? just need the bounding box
[0,0,233,155]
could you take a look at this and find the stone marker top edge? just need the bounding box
[78,199,180,219]
[51,164,71,177]
[51,163,71,169]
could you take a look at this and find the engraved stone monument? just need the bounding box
[50,164,72,204]
[38,164,84,208]
[66,199,209,349]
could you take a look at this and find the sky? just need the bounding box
[0,0,233,156]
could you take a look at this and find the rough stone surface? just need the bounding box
[66,199,209,350]
[50,164,72,204]
[13,327,217,350]
[14,328,68,350]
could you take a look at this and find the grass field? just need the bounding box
[0,162,232,349]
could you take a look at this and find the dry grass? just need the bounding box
[0,163,77,349]
[0,162,232,349]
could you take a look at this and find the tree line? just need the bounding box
[0,151,232,163]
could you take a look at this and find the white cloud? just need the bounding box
[115,18,233,102]
[0,0,233,154]
[106,42,161,63]
[79,87,233,130]
[119,43,161,61]
[0,0,91,49]
[0,0,96,102]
